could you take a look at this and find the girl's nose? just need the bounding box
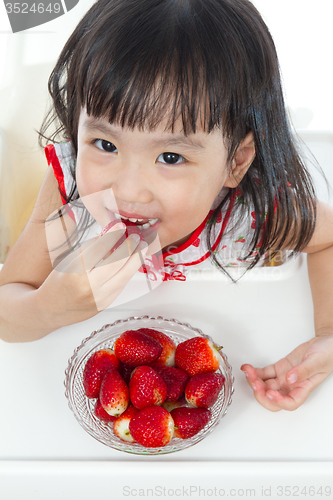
[111,162,154,204]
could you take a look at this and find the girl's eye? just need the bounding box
[157,152,186,165]
[94,139,117,153]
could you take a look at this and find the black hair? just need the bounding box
[38,0,319,279]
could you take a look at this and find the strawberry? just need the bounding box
[129,365,167,410]
[175,337,221,376]
[171,407,211,439]
[137,328,176,366]
[99,220,125,236]
[151,364,189,401]
[129,406,174,447]
[185,372,225,408]
[94,399,117,423]
[113,404,139,443]
[83,348,120,398]
[114,330,163,367]
[99,369,129,417]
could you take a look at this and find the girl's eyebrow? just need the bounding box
[82,118,205,151]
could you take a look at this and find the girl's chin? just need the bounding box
[161,233,194,253]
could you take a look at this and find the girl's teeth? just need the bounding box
[129,218,144,223]
[112,213,158,227]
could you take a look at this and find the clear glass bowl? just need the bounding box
[64,315,234,455]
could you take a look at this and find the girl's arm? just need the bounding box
[0,167,146,343]
[241,199,333,411]
[0,166,62,341]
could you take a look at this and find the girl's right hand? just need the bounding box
[37,222,148,327]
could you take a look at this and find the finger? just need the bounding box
[91,233,141,282]
[240,367,282,411]
[105,239,148,287]
[286,356,326,387]
[80,223,127,271]
[90,240,148,311]
[266,385,310,411]
[266,370,326,410]
[241,363,277,385]
[250,378,282,412]
[55,223,127,273]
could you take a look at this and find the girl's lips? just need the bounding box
[107,209,160,226]
[106,209,161,239]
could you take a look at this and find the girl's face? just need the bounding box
[76,108,232,251]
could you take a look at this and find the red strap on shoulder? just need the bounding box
[44,144,67,205]
[44,143,76,223]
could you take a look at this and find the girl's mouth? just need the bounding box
[113,212,159,230]
[104,210,161,242]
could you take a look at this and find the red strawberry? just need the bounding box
[185,372,225,408]
[99,369,129,417]
[113,405,139,443]
[129,366,167,410]
[83,348,120,398]
[151,364,189,401]
[114,330,162,367]
[137,328,176,366]
[123,219,143,238]
[171,407,211,439]
[99,220,125,236]
[94,399,117,423]
[129,406,174,447]
[175,337,221,376]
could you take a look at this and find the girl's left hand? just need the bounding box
[241,334,333,411]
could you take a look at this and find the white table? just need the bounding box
[1,255,333,500]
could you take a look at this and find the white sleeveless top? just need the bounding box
[45,141,268,284]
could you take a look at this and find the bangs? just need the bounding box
[82,50,215,135]
[75,9,223,135]
[66,0,266,138]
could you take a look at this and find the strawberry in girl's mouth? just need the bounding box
[113,212,159,230]
[106,210,160,242]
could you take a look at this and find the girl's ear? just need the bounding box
[224,132,256,188]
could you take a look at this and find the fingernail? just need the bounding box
[266,393,274,400]
[139,240,148,255]
[288,373,297,384]
[130,233,141,244]
[242,370,249,378]
[252,383,258,391]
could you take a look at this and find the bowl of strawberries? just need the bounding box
[65,315,234,455]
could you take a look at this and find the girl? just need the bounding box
[1,0,333,413]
